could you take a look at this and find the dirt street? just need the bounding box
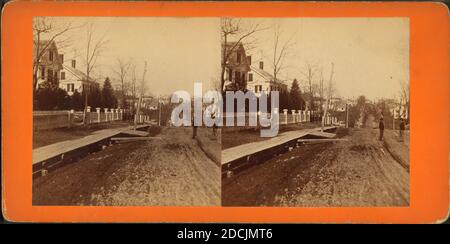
[222,128,410,207]
[33,127,220,206]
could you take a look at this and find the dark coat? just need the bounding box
[379,120,384,130]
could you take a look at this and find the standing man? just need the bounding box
[192,112,198,139]
[399,118,405,142]
[378,116,385,141]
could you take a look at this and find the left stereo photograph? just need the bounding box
[32,17,222,206]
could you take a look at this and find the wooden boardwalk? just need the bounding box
[222,126,336,165]
[33,125,149,166]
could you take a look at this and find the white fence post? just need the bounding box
[104,108,109,122]
[96,108,101,123]
[283,109,288,124]
[109,108,114,122]
[86,106,91,124]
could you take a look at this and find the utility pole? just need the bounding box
[392,106,395,130]
[134,61,147,130]
[345,103,349,128]
[158,95,161,126]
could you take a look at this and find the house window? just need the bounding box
[256,85,262,92]
[49,51,53,61]
[227,69,232,81]
[61,71,65,80]
[259,61,264,70]
[47,69,53,81]
[247,56,252,65]
[249,73,253,82]
[67,83,74,92]
[40,67,45,79]
[237,53,241,64]
[71,60,76,68]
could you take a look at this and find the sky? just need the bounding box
[38,17,408,100]
[40,17,221,96]
[231,18,409,100]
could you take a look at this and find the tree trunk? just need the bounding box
[220,35,228,91]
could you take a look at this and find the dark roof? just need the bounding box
[33,40,58,54]
[33,40,62,65]
[63,64,95,83]
[36,40,57,49]
[223,41,243,49]
[250,65,285,85]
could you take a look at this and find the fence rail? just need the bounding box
[221,110,338,126]
[33,109,127,131]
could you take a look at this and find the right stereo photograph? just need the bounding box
[220,17,410,207]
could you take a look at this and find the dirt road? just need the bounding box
[222,128,410,207]
[33,127,220,206]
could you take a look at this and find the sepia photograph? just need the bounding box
[2,0,449,225]
[32,17,222,206]
[220,18,410,207]
[31,16,411,208]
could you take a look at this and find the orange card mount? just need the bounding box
[2,1,449,223]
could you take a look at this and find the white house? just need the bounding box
[246,59,288,96]
[222,42,251,91]
[59,59,96,95]
[33,40,64,89]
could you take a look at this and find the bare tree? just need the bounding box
[300,61,317,110]
[32,17,78,93]
[322,62,334,131]
[271,24,295,84]
[399,80,410,122]
[134,61,148,130]
[220,18,265,91]
[130,63,138,112]
[318,67,325,112]
[113,58,132,108]
[82,23,108,124]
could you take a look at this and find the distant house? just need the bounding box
[222,42,251,91]
[33,40,64,89]
[303,92,322,111]
[246,59,288,96]
[329,97,347,112]
[125,95,170,112]
[59,59,96,95]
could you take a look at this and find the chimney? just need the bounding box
[71,59,76,68]
[259,61,264,70]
